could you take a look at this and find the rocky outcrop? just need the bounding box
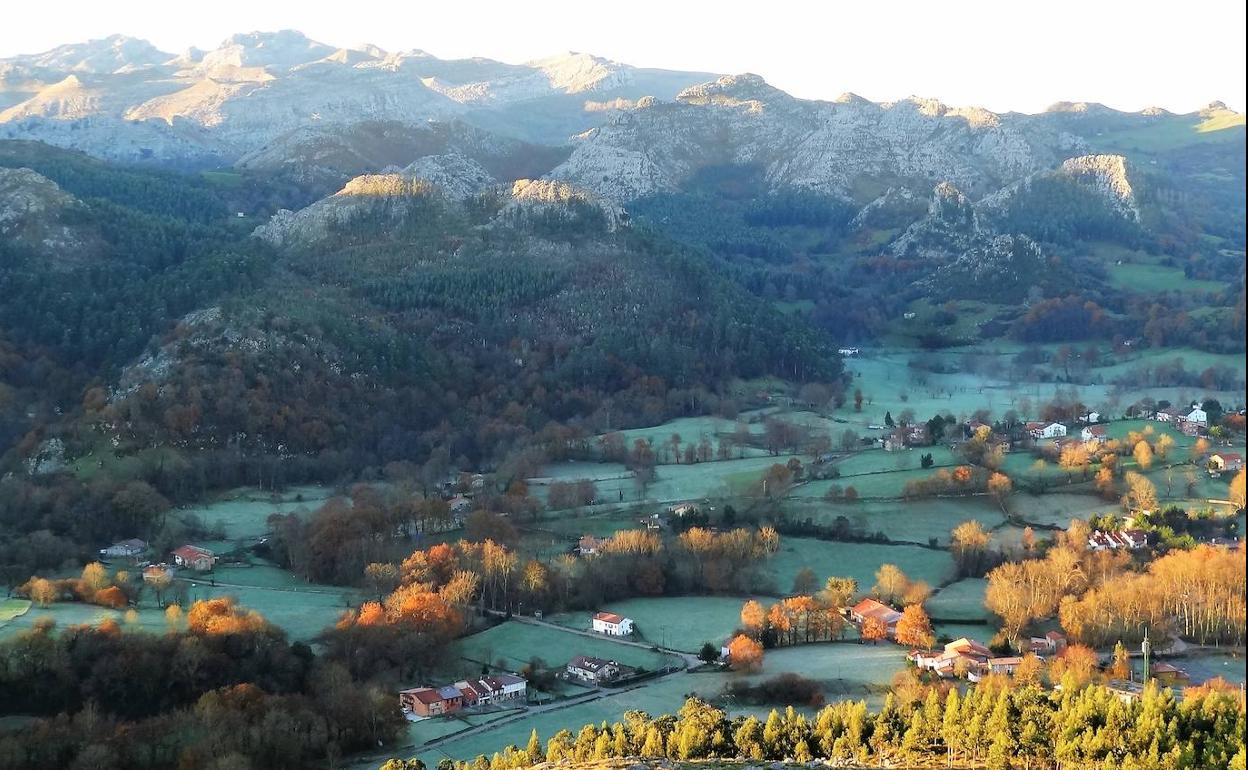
[548,74,1085,203]
[398,153,496,199]
[500,179,628,231]
[890,182,983,259]
[0,166,97,263]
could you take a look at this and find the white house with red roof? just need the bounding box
[171,545,216,571]
[1080,424,1108,443]
[1208,452,1243,474]
[592,611,634,636]
[1026,421,1067,440]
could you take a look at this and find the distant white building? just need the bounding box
[837,348,861,357]
[1080,425,1108,443]
[1186,406,1208,426]
[1026,422,1067,440]
[100,538,147,559]
[592,611,634,636]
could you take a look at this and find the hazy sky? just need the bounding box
[4,0,1244,113]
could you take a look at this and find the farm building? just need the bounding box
[1080,425,1108,443]
[565,655,631,684]
[1185,406,1208,426]
[1088,530,1148,551]
[1207,453,1243,474]
[592,611,634,636]
[578,535,604,556]
[100,539,147,559]
[848,598,902,636]
[1154,407,1182,423]
[456,674,526,706]
[399,685,463,717]
[1028,630,1067,654]
[1026,422,1067,440]
[142,563,175,582]
[171,545,216,571]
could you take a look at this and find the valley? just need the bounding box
[0,25,1244,770]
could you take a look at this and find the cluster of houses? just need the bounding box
[98,539,219,582]
[882,424,930,452]
[907,631,1068,683]
[1153,404,1210,437]
[1087,529,1149,551]
[399,673,527,718]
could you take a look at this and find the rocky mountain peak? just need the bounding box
[1057,153,1138,220]
[0,166,95,262]
[677,73,784,108]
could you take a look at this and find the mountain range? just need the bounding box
[0,30,1244,493]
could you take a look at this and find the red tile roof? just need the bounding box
[594,611,625,624]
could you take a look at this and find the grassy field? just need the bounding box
[780,497,1007,546]
[177,485,334,540]
[925,579,988,621]
[768,538,955,596]
[448,621,677,677]
[395,641,906,764]
[549,596,753,653]
[1106,263,1225,295]
[934,621,997,645]
[1169,651,1246,686]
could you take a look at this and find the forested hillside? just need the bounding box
[0,140,840,570]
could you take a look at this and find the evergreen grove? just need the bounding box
[383,684,1245,770]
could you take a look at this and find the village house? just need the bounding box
[986,656,1023,675]
[565,655,631,684]
[1080,411,1101,424]
[99,538,147,560]
[1028,630,1067,655]
[592,611,634,636]
[848,598,902,637]
[1154,406,1182,423]
[1087,529,1148,551]
[577,535,604,556]
[399,685,463,717]
[1177,417,1203,437]
[668,502,700,518]
[837,347,861,357]
[1026,421,1067,440]
[1185,406,1208,426]
[1080,424,1108,444]
[171,545,217,571]
[142,563,175,582]
[456,674,526,706]
[1207,452,1243,475]
[448,495,473,515]
[909,637,992,679]
[1149,661,1190,686]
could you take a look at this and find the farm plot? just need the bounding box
[925,579,988,622]
[934,621,998,645]
[450,621,677,677]
[548,596,753,653]
[1166,651,1245,686]
[0,600,168,640]
[827,446,960,476]
[780,497,1007,546]
[737,642,906,706]
[565,455,802,505]
[410,672,735,765]
[1010,492,1117,529]
[179,563,361,641]
[768,538,955,596]
[177,484,334,540]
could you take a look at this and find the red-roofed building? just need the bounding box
[1080,425,1108,443]
[849,598,902,636]
[171,545,216,571]
[592,611,634,636]
[1208,453,1243,474]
